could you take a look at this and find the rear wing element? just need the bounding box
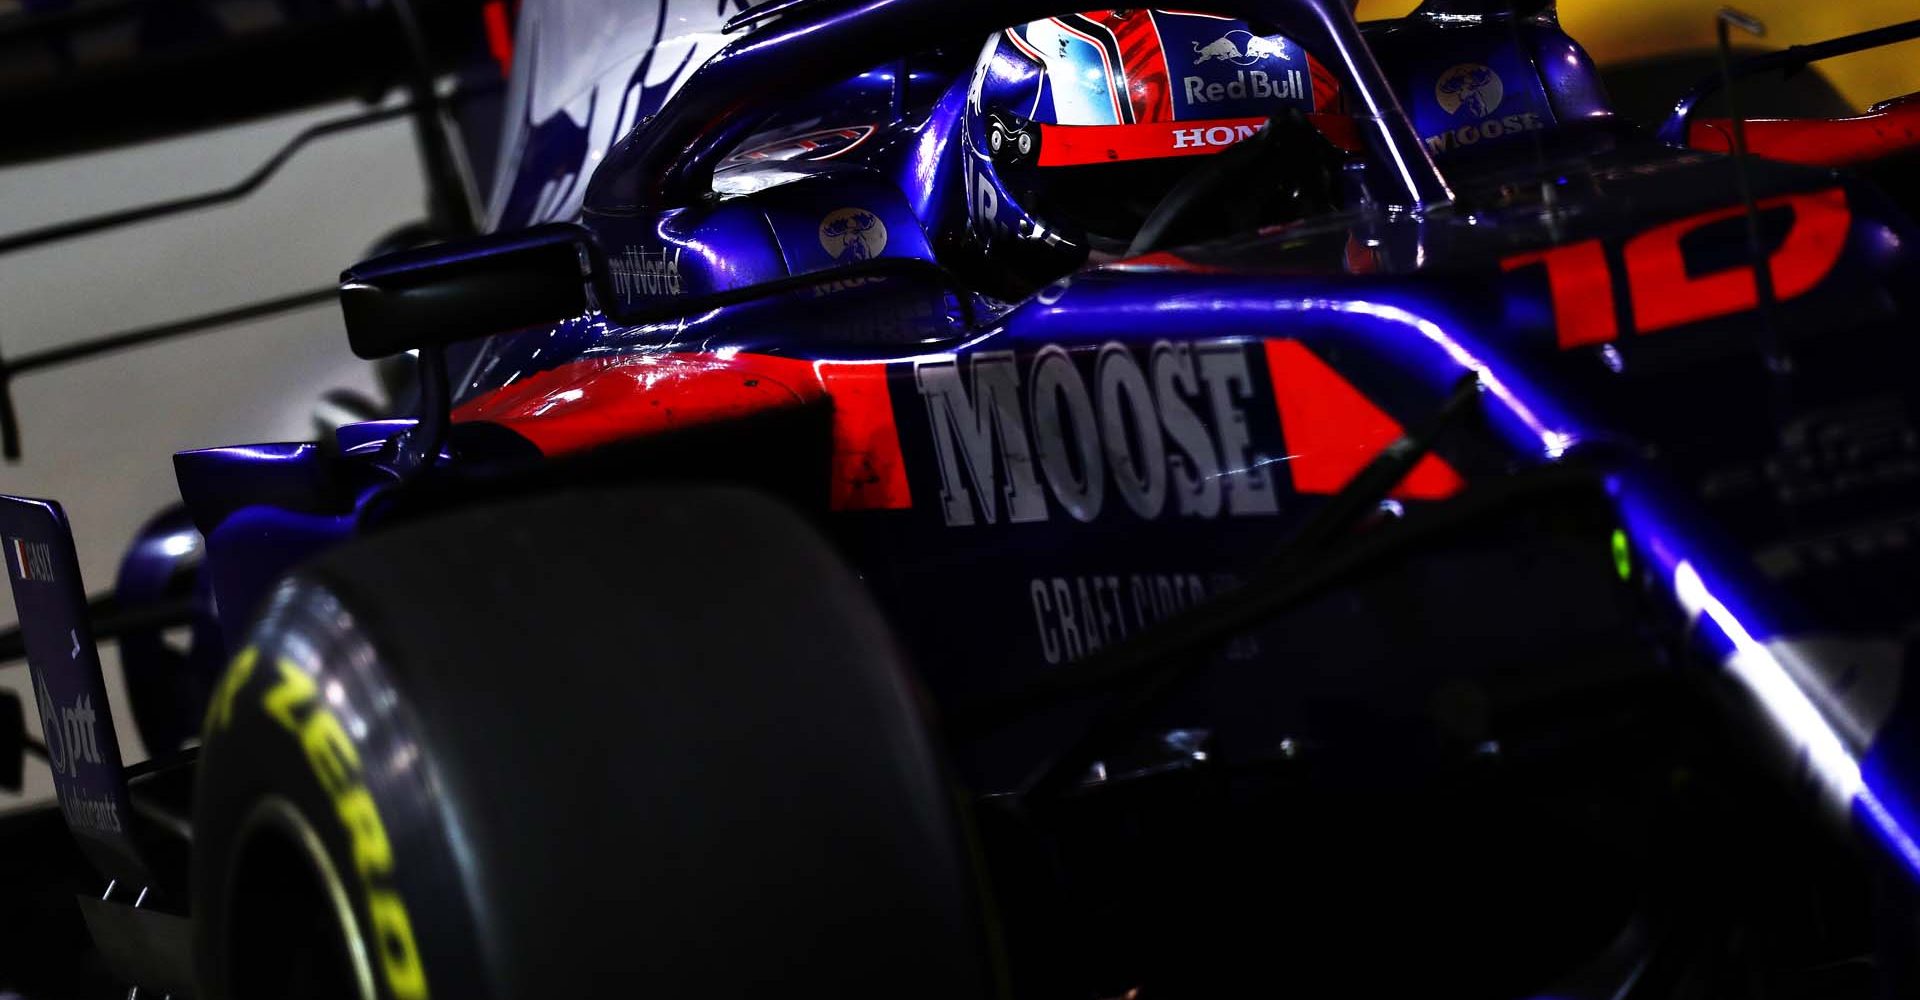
[1658,16,1920,147]
[0,496,144,884]
[0,0,502,463]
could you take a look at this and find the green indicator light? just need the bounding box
[1611,528,1632,582]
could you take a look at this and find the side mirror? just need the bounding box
[339,224,596,360]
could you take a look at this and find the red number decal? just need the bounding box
[1502,187,1851,347]
[1626,188,1851,334]
[1501,239,1617,349]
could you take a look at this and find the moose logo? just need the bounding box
[819,208,889,262]
[1192,29,1289,66]
[1436,63,1503,118]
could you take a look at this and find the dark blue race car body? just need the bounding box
[257,0,1920,835]
[12,0,1920,993]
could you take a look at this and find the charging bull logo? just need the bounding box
[1436,63,1503,118]
[819,208,889,262]
[1192,29,1289,66]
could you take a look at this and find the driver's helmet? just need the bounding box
[964,11,1340,289]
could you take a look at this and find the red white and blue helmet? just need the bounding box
[964,10,1340,288]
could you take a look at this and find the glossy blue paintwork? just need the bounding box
[148,0,1920,884]
[1367,8,1612,159]
[113,506,222,755]
[0,497,145,881]
[584,0,1449,215]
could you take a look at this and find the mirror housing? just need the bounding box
[338,224,597,360]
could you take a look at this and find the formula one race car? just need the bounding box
[8,0,1920,996]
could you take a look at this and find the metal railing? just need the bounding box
[0,0,493,460]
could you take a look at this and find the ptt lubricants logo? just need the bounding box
[1424,63,1545,154]
[35,675,122,834]
[35,675,103,780]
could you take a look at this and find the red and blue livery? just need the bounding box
[10,0,1920,996]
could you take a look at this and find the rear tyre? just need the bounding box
[192,485,996,1000]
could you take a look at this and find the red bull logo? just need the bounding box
[1191,29,1290,66]
[1183,67,1305,106]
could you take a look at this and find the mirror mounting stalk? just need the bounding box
[396,346,452,477]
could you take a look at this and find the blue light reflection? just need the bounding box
[1617,481,1920,881]
[1269,298,1576,459]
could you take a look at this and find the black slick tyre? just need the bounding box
[191,485,995,1000]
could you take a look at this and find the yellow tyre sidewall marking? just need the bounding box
[221,655,433,1000]
[203,646,257,741]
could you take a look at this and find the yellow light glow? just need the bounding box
[1353,0,1920,113]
